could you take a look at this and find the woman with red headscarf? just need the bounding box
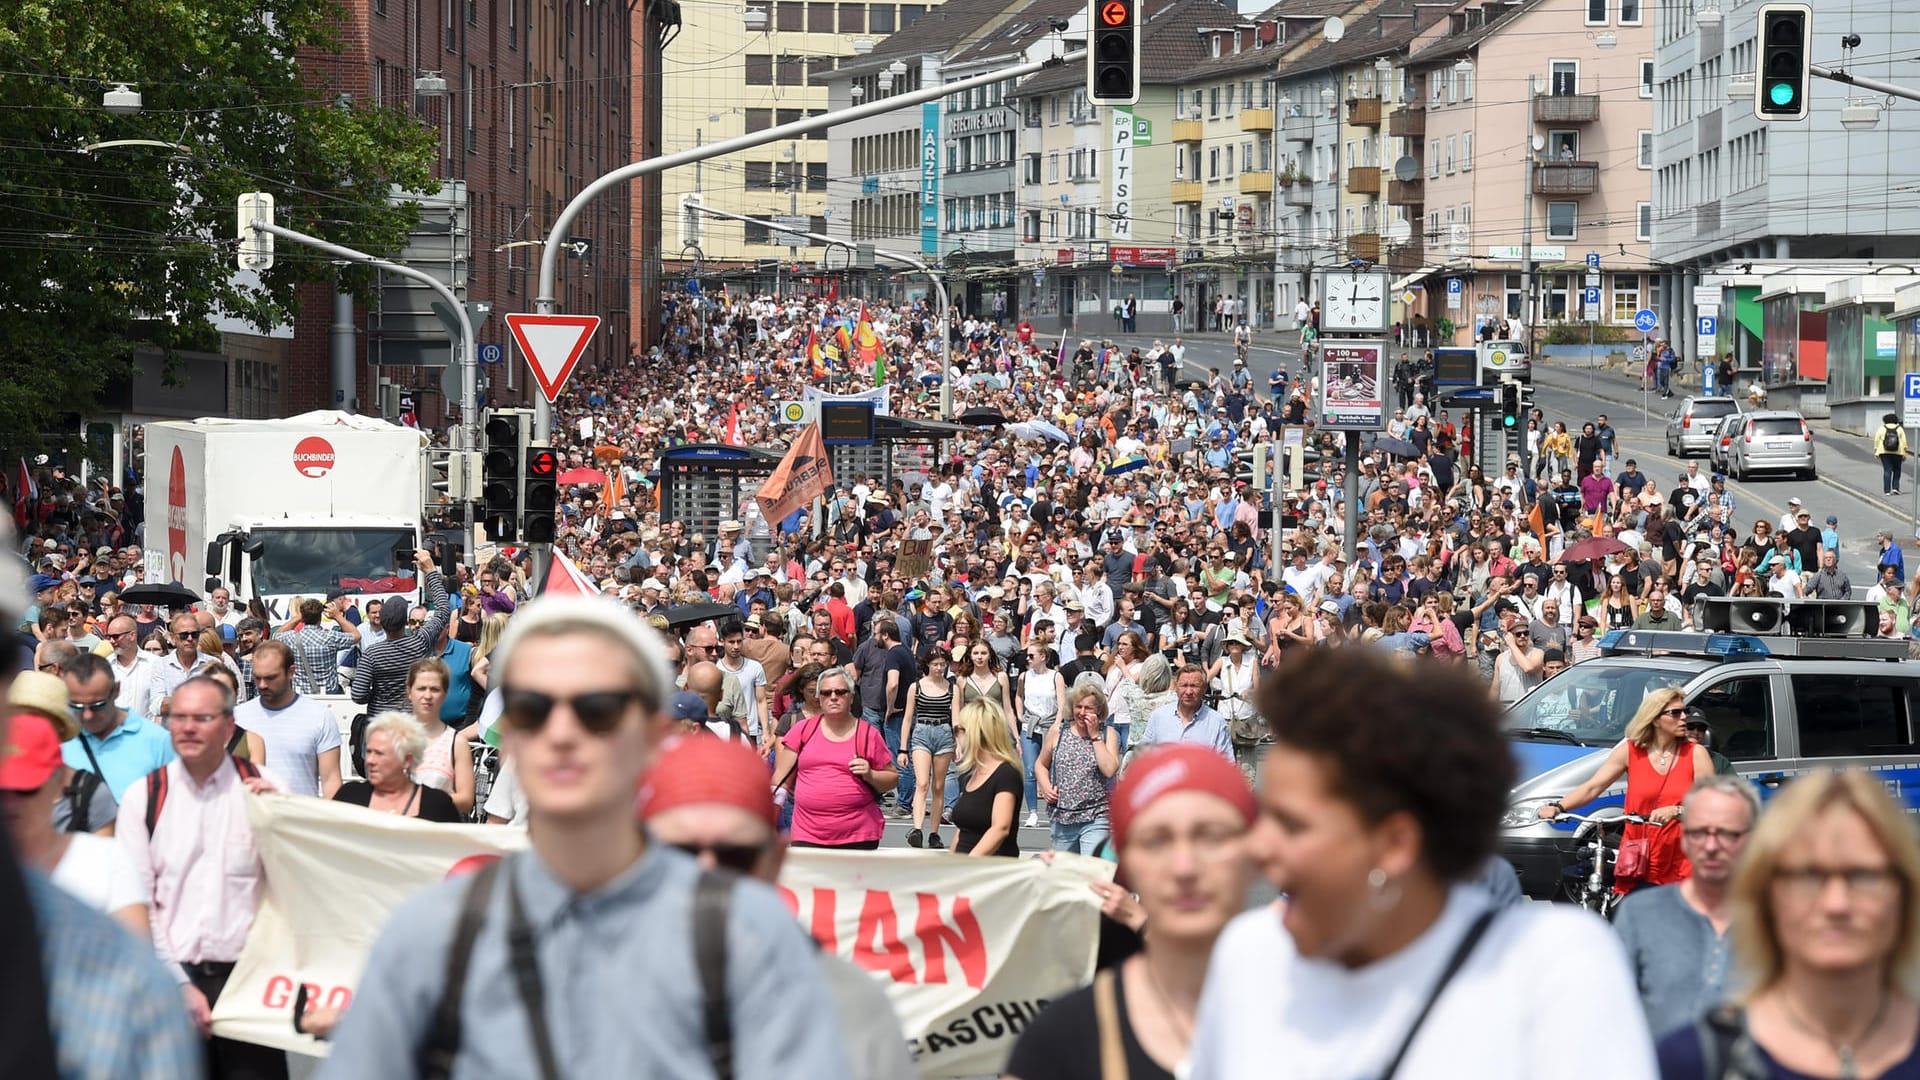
[1003,746,1256,1080]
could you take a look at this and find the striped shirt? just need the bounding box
[349,572,451,714]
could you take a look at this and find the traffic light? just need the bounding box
[1086,0,1139,107]
[521,445,559,544]
[1755,3,1812,121]
[1499,380,1521,429]
[481,409,526,543]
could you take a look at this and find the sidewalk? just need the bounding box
[1531,359,1905,516]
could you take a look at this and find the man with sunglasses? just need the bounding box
[638,734,913,1080]
[320,597,848,1078]
[60,652,175,800]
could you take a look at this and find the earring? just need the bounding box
[1367,867,1402,911]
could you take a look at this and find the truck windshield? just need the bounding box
[248,527,418,596]
[1503,663,1691,746]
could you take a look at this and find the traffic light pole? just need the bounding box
[244,215,479,567]
[1812,64,1920,105]
[530,51,1067,438]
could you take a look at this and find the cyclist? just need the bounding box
[1232,320,1252,365]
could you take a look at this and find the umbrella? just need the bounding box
[663,600,741,629]
[1105,456,1149,476]
[1559,536,1630,563]
[118,582,201,609]
[958,406,1008,427]
[1369,435,1422,459]
[1010,420,1071,444]
[558,467,608,485]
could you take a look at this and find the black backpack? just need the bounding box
[61,769,103,834]
[1885,427,1902,453]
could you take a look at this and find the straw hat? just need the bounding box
[9,670,77,741]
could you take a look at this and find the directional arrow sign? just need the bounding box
[505,313,600,403]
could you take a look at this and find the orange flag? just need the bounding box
[755,423,835,526]
[1526,500,1546,544]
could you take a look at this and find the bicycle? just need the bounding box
[1552,811,1672,919]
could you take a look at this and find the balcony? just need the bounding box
[1240,107,1274,133]
[1284,178,1314,207]
[1533,160,1600,195]
[1533,92,1601,124]
[1347,165,1381,195]
[1280,113,1316,143]
[1388,236,1423,270]
[1387,103,1425,138]
[1239,170,1274,195]
[1171,117,1204,142]
[1170,179,1203,204]
[1348,231,1381,263]
[1387,177,1423,208]
[1346,95,1382,126]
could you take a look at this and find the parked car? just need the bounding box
[1665,396,1742,457]
[1707,411,1746,474]
[1726,410,1817,480]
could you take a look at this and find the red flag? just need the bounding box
[541,550,601,597]
[756,423,835,526]
[808,328,826,380]
[825,281,839,304]
[724,404,742,447]
[14,458,34,530]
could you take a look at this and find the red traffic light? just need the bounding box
[1099,0,1129,25]
[527,448,558,477]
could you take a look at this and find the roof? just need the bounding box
[947,0,1085,66]
[860,0,1030,66]
[1407,0,1538,65]
[1016,0,1237,94]
[1270,0,1453,80]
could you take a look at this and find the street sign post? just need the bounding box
[505,313,601,403]
[1907,372,1920,531]
[1446,277,1463,311]
[1634,308,1659,334]
[479,343,504,364]
[1585,252,1601,269]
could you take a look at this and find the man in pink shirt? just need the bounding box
[116,675,285,1080]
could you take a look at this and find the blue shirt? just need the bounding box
[1613,882,1732,1041]
[1139,701,1234,760]
[1881,542,1907,584]
[62,711,177,799]
[439,638,475,724]
[316,845,849,1080]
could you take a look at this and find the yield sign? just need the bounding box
[504,312,600,403]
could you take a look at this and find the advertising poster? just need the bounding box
[1317,340,1387,431]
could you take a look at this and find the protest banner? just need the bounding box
[212,795,1108,1077]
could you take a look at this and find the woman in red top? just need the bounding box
[1537,686,1711,893]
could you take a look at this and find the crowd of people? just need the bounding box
[6,286,1920,1079]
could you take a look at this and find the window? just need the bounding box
[1049,151,1060,182]
[745,222,773,244]
[807,2,832,30]
[1429,140,1440,178]
[776,107,803,126]
[1794,675,1917,758]
[1548,130,1580,159]
[1462,131,1473,170]
[807,57,834,84]
[1209,87,1219,117]
[1611,273,1642,323]
[1640,59,1655,98]
[1504,273,1524,319]
[745,162,773,188]
[776,2,804,31]
[838,3,863,30]
[900,4,923,26]
[1546,201,1577,240]
[776,56,803,85]
[1462,66,1474,100]
[807,162,827,191]
[1693,677,1776,760]
[746,108,772,132]
[746,55,772,84]
[870,3,894,31]
[464,65,477,151]
[1638,130,1653,169]
[1620,0,1640,23]
[1638,202,1653,241]
[1550,61,1578,96]
[1585,0,1606,24]
[1444,135,1456,174]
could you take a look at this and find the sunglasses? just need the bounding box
[669,840,771,874]
[500,687,643,734]
[818,687,851,698]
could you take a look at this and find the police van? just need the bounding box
[1500,598,1919,900]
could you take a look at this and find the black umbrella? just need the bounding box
[118,582,201,609]
[1369,435,1422,459]
[957,406,1007,427]
[663,600,741,629]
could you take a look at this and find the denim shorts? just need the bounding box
[910,723,956,756]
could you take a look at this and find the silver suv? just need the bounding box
[1665,396,1741,457]
[1725,410,1816,480]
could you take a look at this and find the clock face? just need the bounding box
[1325,272,1387,330]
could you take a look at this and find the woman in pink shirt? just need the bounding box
[775,666,897,849]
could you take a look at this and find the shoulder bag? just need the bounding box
[1612,751,1682,887]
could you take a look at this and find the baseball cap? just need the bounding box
[1787,497,1802,506]
[1109,745,1255,849]
[27,574,59,595]
[0,712,64,792]
[635,733,779,829]
[1317,599,1340,616]
[669,691,710,724]
[1826,515,1839,525]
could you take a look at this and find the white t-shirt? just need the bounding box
[718,656,768,737]
[52,832,146,916]
[1189,887,1657,1080]
[234,693,343,798]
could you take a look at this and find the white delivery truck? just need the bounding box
[144,411,430,619]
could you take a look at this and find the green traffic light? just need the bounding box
[1769,83,1796,106]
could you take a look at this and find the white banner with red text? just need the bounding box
[210,794,1110,1077]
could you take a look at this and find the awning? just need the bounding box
[1392,266,1442,291]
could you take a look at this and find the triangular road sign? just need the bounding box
[505,313,600,403]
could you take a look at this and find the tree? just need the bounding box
[0,0,438,449]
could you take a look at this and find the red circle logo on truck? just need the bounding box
[293,437,336,479]
[167,446,187,584]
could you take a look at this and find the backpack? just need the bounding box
[62,769,103,835]
[145,757,260,836]
[419,857,739,1080]
[1885,427,1902,454]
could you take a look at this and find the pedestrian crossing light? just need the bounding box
[1754,3,1811,121]
[521,445,559,545]
[482,410,526,543]
[1500,381,1521,429]
[1086,0,1140,107]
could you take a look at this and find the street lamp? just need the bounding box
[414,71,448,94]
[743,6,768,31]
[1454,57,1475,75]
[851,83,865,102]
[1841,96,1884,131]
[852,37,875,54]
[101,83,143,116]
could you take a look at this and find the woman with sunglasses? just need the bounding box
[1539,687,1710,895]
[773,667,896,850]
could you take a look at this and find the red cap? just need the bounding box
[636,734,778,829]
[0,712,64,792]
[1109,745,1256,850]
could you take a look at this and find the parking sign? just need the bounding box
[1697,315,1717,338]
[1904,373,1920,428]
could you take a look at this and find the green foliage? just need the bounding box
[1543,320,1636,345]
[0,0,438,446]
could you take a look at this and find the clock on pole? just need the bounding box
[1316,268,1393,334]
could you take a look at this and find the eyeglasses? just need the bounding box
[165,712,227,725]
[1682,827,1748,845]
[68,698,113,716]
[1659,707,1688,717]
[668,840,771,874]
[817,687,851,698]
[499,687,643,735]
[1773,865,1901,900]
